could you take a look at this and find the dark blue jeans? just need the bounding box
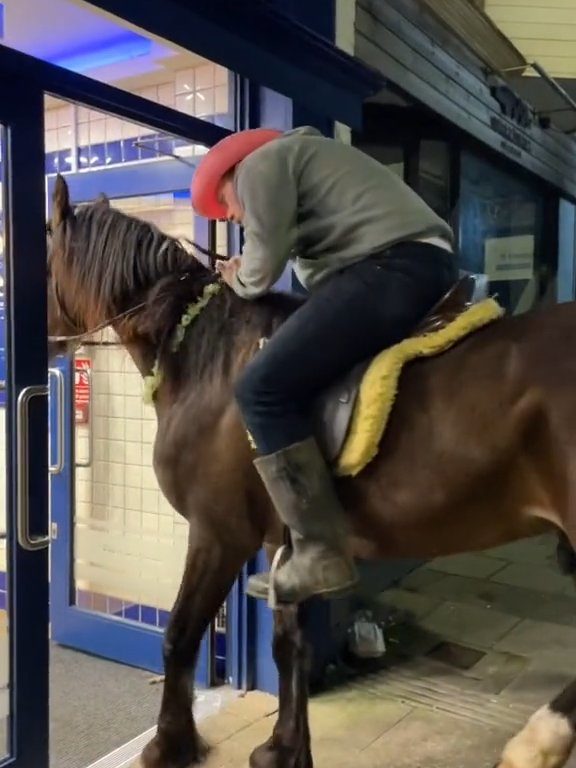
[235,242,458,455]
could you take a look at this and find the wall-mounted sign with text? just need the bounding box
[484,234,534,282]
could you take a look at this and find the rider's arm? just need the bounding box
[231,151,297,299]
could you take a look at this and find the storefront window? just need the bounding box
[458,151,551,314]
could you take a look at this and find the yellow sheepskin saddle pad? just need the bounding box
[313,297,504,477]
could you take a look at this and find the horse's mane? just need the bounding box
[63,202,300,384]
[65,202,198,318]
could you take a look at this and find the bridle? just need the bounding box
[48,235,227,345]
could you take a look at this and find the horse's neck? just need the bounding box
[116,289,297,418]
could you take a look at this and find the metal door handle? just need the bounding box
[75,364,93,468]
[17,384,50,551]
[49,367,65,475]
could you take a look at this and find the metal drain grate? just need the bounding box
[426,641,486,671]
[348,665,536,731]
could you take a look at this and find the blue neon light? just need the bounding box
[0,5,4,40]
[51,33,152,74]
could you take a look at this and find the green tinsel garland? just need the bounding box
[143,281,222,405]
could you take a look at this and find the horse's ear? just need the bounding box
[96,192,110,208]
[52,174,71,227]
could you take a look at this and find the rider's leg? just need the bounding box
[236,243,457,603]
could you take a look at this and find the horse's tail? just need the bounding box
[496,681,576,767]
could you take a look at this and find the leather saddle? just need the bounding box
[313,273,487,464]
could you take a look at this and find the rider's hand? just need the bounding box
[216,256,242,288]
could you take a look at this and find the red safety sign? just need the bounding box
[75,357,91,424]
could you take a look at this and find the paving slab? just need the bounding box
[420,601,520,648]
[494,618,576,656]
[405,573,576,627]
[359,708,509,768]
[483,535,558,566]
[496,647,576,706]
[491,563,574,595]
[373,587,440,621]
[399,567,445,592]
[462,649,529,694]
[310,690,410,750]
[499,664,575,709]
[412,573,489,602]
[427,553,507,579]
[385,619,442,659]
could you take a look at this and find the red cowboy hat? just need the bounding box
[191,128,282,219]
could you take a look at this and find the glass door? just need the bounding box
[0,81,51,768]
[47,105,231,688]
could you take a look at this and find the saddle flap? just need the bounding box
[313,360,370,464]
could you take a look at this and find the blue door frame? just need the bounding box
[0,79,51,768]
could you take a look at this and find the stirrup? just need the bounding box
[267,544,288,610]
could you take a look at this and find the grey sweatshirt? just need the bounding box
[232,126,454,298]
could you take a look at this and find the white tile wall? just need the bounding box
[74,196,226,612]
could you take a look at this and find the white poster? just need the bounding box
[484,234,534,282]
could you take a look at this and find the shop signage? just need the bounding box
[484,234,534,281]
[75,357,91,424]
[491,83,533,129]
[490,115,531,155]
[489,80,533,158]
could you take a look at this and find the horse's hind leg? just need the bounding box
[496,680,576,768]
[250,604,313,768]
[141,521,255,768]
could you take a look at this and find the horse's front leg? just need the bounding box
[250,604,313,768]
[141,519,256,768]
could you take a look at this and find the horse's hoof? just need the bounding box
[140,732,210,768]
[249,738,312,768]
[249,739,277,768]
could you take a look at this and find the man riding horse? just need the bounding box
[192,126,458,605]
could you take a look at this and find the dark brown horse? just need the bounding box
[47,173,576,768]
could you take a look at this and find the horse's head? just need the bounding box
[47,174,219,367]
[47,174,110,357]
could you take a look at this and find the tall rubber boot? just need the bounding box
[246,437,358,604]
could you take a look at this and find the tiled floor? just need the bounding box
[173,533,576,768]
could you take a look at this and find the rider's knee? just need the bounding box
[235,359,268,415]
